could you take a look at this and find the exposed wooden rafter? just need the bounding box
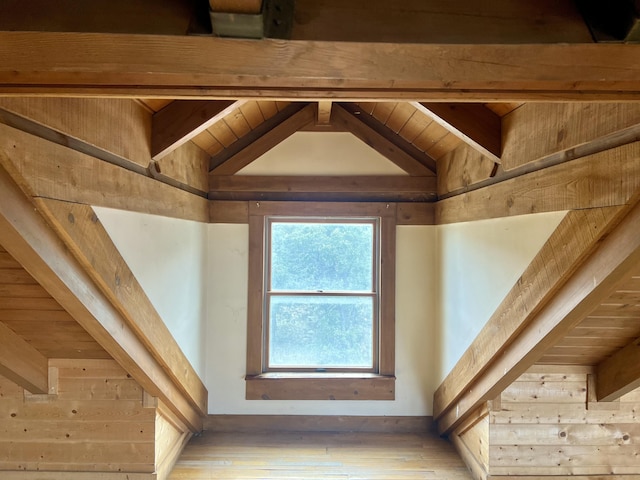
[436,198,640,434]
[2,32,640,100]
[0,164,203,432]
[332,103,436,176]
[151,100,242,160]
[412,102,502,163]
[209,102,315,175]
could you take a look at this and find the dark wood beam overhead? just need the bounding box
[2,32,640,101]
[209,103,315,175]
[412,103,502,163]
[332,103,437,176]
[151,100,242,160]
[208,175,437,202]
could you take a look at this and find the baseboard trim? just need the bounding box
[204,415,433,433]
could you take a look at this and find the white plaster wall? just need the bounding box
[93,207,208,380]
[206,224,438,415]
[435,211,567,383]
[237,132,408,176]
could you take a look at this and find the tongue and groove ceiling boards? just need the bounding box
[1,1,640,479]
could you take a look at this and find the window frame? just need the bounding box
[246,201,396,401]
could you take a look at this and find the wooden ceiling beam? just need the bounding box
[0,321,49,394]
[209,103,315,175]
[412,103,502,163]
[436,141,640,223]
[151,100,242,160]
[436,198,640,434]
[596,335,640,401]
[208,175,437,202]
[0,123,209,222]
[332,103,436,176]
[2,32,640,101]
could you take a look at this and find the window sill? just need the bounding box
[245,373,395,400]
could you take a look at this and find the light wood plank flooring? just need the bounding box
[169,431,472,479]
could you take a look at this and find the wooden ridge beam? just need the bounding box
[2,32,640,100]
[332,103,436,176]
[436,141,640,223]
[0,321,48,394]
[435,199,640,435]
[596,335,640,402]
[151,100,241,160]
[35,198,208,418]
[412,103,502,163]
[0,164,203,432]
[209,103,315,175]
[209,175,437,202]
[0,122,209,222]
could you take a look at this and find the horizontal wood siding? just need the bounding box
[0,359,156,475]
[488,367,640,477]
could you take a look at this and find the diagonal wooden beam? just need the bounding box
[596,334,640,402]
[208,175,437,202]
[435,198,640,435]
[209,103,315,176]
[151,100,242,160]
[0,163,203,431]
[332,103,436,176]
[412,102,502,163]
[0,321,48,394]
[2,32,640,100]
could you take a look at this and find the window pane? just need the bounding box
[270,222,374,291]
[268,295,374,368]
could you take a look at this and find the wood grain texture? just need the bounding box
[36,199,208,418]
[434,207,620,423]
[154,140,210,193]
[0,97,151,167]
[0,122,209,223]
[204,415,433,433]
[0,164,203,432]
[0,359,156,475]
[151,100,240,160]
[245,375,395,400]
[333,103,436,175]
[210,103,315,175]
[169,430,472,479]
[413,103,502,162]
[209,175,436,202]
[502,103,640,171]
[3,32,640,100]
[436,141,640,224]
[437,201,640,435]
[437,143,496,196]
[0,321,48,394]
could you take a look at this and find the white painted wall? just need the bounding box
[237,132,407,176]
[435,212,567,383]
[206,224,438,415]
[94,207,208,380]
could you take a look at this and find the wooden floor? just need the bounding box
[168,431,472,479]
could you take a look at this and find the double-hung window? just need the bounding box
[246,202,396,400]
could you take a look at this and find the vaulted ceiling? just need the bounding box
[0,0,640,447]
